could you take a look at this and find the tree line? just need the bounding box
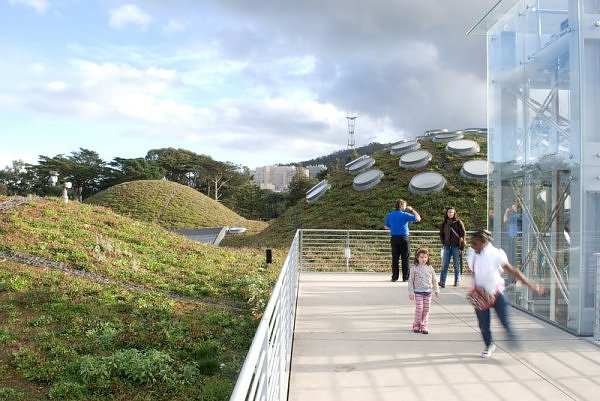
[0,147,321,221]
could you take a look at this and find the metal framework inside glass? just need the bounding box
[480,0,600,335]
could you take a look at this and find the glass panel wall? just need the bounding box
[484,0,596,334]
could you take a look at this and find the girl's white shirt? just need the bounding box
[466,243,508,294]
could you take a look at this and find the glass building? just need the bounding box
[470,0,600,335]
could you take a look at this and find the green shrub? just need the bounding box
[29,315,54,327]
[185,341,220,375]
[200,376,234,401]
[0,387,24,401]
[84,321,119,351]
[47,382,86,401]
[0,328,15,345]
[78,355,111,389]
[79,349,174,388]
[111,349,173,385]
[12,347,63,382]
[12,348,43,381]
[8,275,31,291]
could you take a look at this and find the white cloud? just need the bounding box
[108,4,152,30]
[4,59,197,124]
[8,0,49,14]
[28,62,46,74]
[46,80,67,91]
[163,18,185,33]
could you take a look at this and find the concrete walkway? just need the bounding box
[288,273,600,401]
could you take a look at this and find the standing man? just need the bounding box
[384,199,421,282]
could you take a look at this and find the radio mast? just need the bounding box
[346,113,357,149]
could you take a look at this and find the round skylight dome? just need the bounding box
[424,129,448,136]
[346,155,375,174]
[345,154,368,169]
[408,171,446,194]
[352,169,383,191]
[475,128,488,137]
[390,140,420,155]
[399,150,432,169]
[446,139,480,156]
[433,131,464,143]
[306,179,331,203]
[460,160,488,181]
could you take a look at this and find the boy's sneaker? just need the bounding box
[481,343,496,359]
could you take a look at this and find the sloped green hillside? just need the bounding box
[249,134,488,248]
[85,180,267,234]
[0,196,283,400]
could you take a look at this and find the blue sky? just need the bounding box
[0,0,496,170]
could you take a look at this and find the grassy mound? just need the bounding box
[0,197,283,400]
[84,180,267,234]
[246,134,488,248]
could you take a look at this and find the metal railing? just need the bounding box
[300,229,443,272]
[229,229,448,401]
[229,231,300,401]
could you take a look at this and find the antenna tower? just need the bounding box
[346,113,357,149]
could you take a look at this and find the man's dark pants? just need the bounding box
[391,235,410,281]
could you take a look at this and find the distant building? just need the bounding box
[305,164,327,178]
[253,165,309,192]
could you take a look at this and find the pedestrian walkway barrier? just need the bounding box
[300,229,441,272]
[229,231,300,401]
[230,229,454,401]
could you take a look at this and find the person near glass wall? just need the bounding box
[467,230,544,359]
[503,203,522,266]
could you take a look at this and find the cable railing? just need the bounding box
[229,229,445,401]
[300,229,443,272]
[229,231,299,401]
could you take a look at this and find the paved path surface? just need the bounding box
[289,272,600,401]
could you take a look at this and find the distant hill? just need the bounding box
[84,179,267,233]
[241,134,488,248]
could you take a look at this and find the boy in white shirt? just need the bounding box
[467,230,544,358]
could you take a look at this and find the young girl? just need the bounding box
[408,247,440,334]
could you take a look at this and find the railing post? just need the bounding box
[345,230,351,272]
[594,253,600,341]
[299,229,304,272]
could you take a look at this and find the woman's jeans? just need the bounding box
[440,245,461,285]
[475,293,517,347]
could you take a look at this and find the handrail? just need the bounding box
[229,231,300,401]
[301,229,444,272]
[229,229,468,401]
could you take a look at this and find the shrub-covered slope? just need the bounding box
[0,196,282,400]
[248,134,488,248]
